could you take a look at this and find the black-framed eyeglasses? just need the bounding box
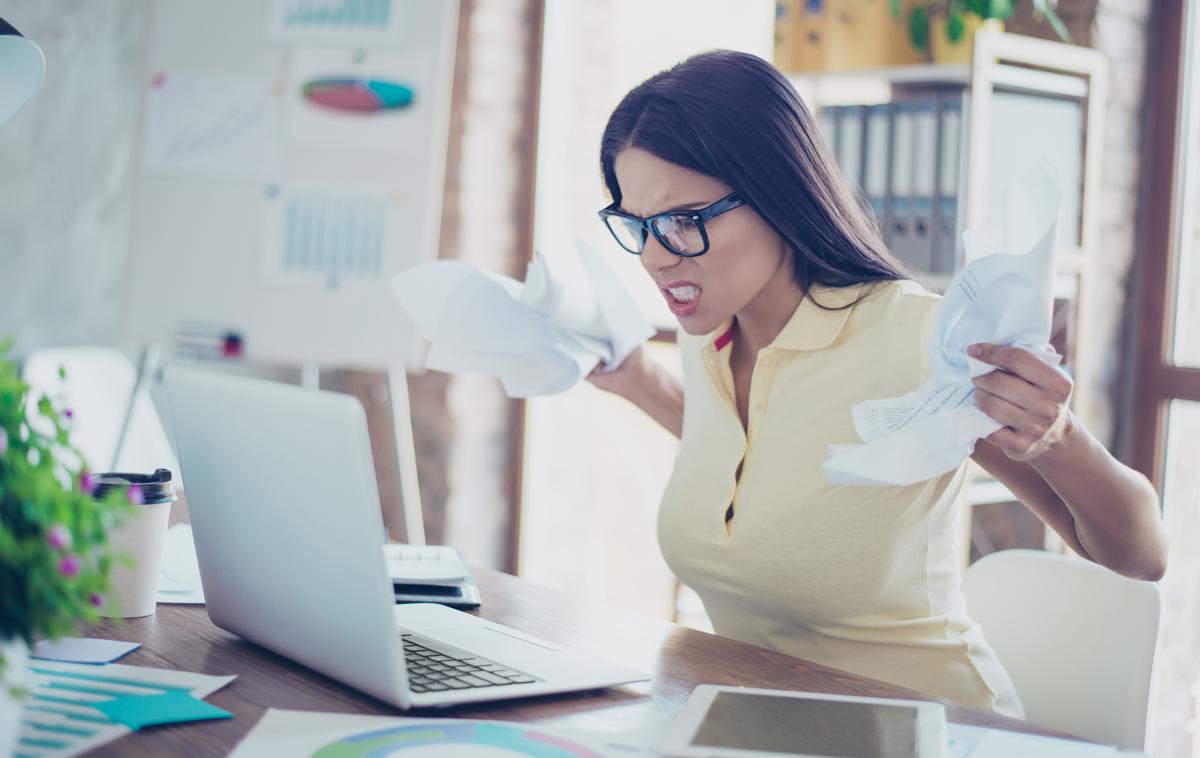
[598,192,745,257]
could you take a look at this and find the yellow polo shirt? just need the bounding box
[657,279,1024,717]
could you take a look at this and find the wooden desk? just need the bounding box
[78,567,1082,755]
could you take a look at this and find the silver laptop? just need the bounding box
[164,366,648,708]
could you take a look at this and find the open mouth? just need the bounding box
[662,281,702,316]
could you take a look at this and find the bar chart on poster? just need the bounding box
[117,0,458,368]
[270,0,409,45]
[263,185,391,280]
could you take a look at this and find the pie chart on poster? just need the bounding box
[310,722,606,758]
[302,77,415,113]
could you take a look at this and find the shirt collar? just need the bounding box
[703,283,867,353]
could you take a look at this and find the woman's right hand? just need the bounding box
[586,344,649,400]
[586,344,684,438]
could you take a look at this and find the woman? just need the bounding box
[587,50,1167,717]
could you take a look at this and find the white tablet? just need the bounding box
[660,685,948,758]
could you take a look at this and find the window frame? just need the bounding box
[1131,0,1200,488]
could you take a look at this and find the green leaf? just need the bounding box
[910,6,929,52]
[947,7,966,42]
[988,0,1013,20]
[889,0,902,20]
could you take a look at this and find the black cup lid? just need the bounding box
[92,468,175,503]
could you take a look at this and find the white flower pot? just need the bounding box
[1,637,29,757]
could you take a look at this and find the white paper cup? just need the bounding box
[95,470,176,619]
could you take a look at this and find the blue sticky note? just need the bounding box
[92,691,233,730]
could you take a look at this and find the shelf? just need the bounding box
[788,63,971,88]
[789,62,1087,108]
[789,64,968,107]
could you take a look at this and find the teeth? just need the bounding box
[668,285,700,303]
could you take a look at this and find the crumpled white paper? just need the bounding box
[391,240,654,398]
[822,161,1064,486]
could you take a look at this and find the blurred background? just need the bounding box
[1,0,1197,754]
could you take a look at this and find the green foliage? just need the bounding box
[910,4,930,52]
[946,5,966,43]
[0,337,131,682]
[906,0,1071,52]
[963,0,1012,19]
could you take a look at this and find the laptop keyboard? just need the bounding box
[401,634,538,693]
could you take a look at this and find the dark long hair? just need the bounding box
[600,50,908,295]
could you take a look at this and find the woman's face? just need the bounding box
[612,147,792,335]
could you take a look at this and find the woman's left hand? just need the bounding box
[968,342,1074,461]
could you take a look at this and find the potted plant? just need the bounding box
[0,338,131,752]
[891,0,1072,63]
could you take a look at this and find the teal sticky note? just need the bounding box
[92,691,233,730]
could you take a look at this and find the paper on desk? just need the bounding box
[157,523,205,604]
[391,240,655,397]
[947,723,991,758]
[21,660,235,758]
[823,161,1064,486]
[384,544,468,582]
[230,708,655,757]
[32,637,141,664]
[947,724,1119,757]
[967,730,1117,757]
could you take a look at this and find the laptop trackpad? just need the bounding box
[432,627,564,668]
[474,625,565,651]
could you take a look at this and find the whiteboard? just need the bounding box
[117,0,458,369]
